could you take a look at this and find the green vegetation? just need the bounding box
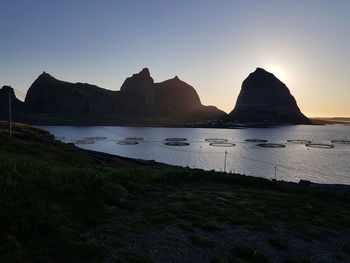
[1,123,350,262]
[115,257,154,263]
[232,245,268,263]
[284,258,311,263]
[190,235,216,247]
[344,244,350,254]
[268,238,288,250]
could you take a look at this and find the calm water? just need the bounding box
[39,125,350,185]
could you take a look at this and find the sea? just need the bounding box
[39,125,350,185]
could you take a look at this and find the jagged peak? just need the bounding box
[255,67,268,73]
[131,68,151,78]
[37,71,56,81]
[251,67,277,78]
[126,68,153,82]
[246,67,282,85]
[141,67,150,74]
[120,68,154,92]
[252,67,276,77]
[40,71,51,76]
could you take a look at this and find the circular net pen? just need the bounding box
[245,139,268,143]
[125,137,144,141]
[164,141,190,146]
[117,141,139,145]
[75,139,95,144]
[85,136,107,141]
[306,143,334,149]
[287,139,312,144]
[257,143,286,148]
[209,142,235,147]
[331,140,350,144]
[205,138,228,142]
[165,138,187,142]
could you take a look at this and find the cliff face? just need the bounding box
[25,72,119,115]
[0,86,24,111]
[0,86,28,123]
[118,68,156,116]
[153,76,202,118]
[229,68,309,123]
[14,69,225,124]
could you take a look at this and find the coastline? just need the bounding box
[1,122,350,263]
[6,117,350,129]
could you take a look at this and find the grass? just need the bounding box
[344,244,350,254]
[233,245,268,263]
[284,258,310,263]
[268,238,288,250]
[198,220,225,231]
[1,124,350,262]
[115,257,154,263]
[177,221,195,232]
[190,235,216,248]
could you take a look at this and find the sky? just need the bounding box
[0,0,349,117]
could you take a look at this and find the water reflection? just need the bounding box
[38,125,350,185]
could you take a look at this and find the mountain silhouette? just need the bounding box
[228,68,309,123]
[1,69,226,125]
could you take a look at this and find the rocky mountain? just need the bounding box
[0,86,25,121]
[0,86,23,109]
[2,69,225,125]
[228,68,309,123]
[25,72,119,115]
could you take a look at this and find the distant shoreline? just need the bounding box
[2,118,350,130]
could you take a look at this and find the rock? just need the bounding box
[25,72,119,115]
[119,68,156,116]
[154,76,225,121]
[9,69,225,125]
[0,86,25,122]
[0,86,24,111]
[153,76,202,118]
[229,68,309,123]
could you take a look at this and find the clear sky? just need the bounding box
[1,0,349,117]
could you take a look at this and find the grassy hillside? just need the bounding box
[1,123,350,263]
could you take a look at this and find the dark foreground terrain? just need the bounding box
[1,122,350,263]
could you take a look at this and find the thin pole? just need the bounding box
[224,151,227,172]
[8,87,12,137]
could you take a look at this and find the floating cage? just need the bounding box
[205,138,228,142]
[209,142,235,147]
[164,141,190,146]
[245,139,268,143]
[117,141,139,145]
[287,139,312,144]
[125,137,144,141]
[306,143,334,149]
[331,140,350,144]
[75,139,95,144]
[257,143,286,148]
[165,138,187,141]
[85,136,107,141]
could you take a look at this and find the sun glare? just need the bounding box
[265,65,288,82]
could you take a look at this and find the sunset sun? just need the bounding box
[265,65,288,82]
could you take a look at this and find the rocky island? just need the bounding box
[0,67,312,126]
[0,69,225,125]
[228,68,310,124]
